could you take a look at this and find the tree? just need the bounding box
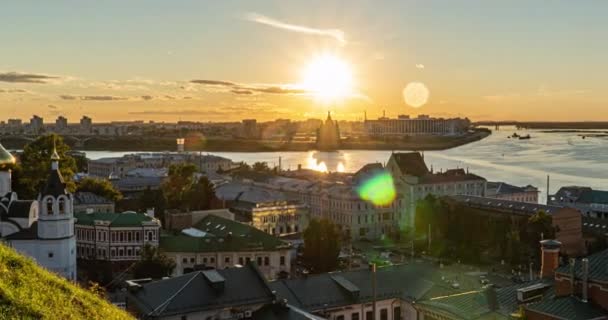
[139,187,168,223]
[162,163,198,209]
[132,244,176,279]
[526,210,555,261]
[161,163,216,211]
[303,218,341,273]
[13,134,78,198]
[76,177,122,202]
[185,176,215,211]
[252,161,270,172]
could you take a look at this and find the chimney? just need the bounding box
[485,285,498,311]
[569,258,576,296]
[582,258,589,303]
[540,239,561,278]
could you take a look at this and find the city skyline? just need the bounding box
[2,1,607,122]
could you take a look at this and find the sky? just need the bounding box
[1,0,607,123]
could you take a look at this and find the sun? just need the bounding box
[300,54,354,101]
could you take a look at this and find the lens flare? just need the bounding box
[357,172,396,206]
[403,82,429,108]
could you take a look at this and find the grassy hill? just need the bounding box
[0,244,133,320]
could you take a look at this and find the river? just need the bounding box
[83,126,608,202]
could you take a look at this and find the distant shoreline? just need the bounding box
[0,130,490,153]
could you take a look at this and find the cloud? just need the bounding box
[416,64,425,69]
[141,95,153,100]
[244,86,306,94]
[47,104,58,109]
[190,80,236,86]
[244,12,346,45]
[0,88,28,93]
[0,72,59,83]
[60,95,128,101]
[231,89,253,95]
[190,78,306,95]
[129,109,207,115]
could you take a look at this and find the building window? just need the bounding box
[225,257,230,264]
[135,232,140,242]
[48,252,54,258]
[46,198,53,215]
[58,198,66,214]
[238,257,244,265]
[380,308,388,320]
[203,257,208,264]
[280,256,285,266]
[182,257,188,263]
[337,316,345,320]
[393,306,401,320]
[210,257,215,264]
[147,231,153,241]
[365,311,372,320]
[264,257,269,266]
[351,313,360,320]
[127,232,132,242]
[257,257,263,266]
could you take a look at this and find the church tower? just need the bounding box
[36,142,77,280]
[316,111,340,151]
[0,143,15,195]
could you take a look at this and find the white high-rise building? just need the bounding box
[0,143,77,280]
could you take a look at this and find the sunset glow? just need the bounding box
[300,54,354,101]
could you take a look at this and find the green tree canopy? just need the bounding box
[12,134,77,198]
[161,163,216,211]
[132,244,176,279]
[139,187,168,222]
[76,177,123,202]
[303,218,341,273]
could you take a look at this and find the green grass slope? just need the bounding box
[0,244,133,320]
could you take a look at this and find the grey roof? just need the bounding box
[73,192,114,206]
[555,248,608,282]
[487,182,537,196]
[128,263,274,318]
[269,264,435,311]
[551,186,593,203]
[215,182,287,204]
[450,195,566,216]
[525,293,608,320]
[2,199,36,218]
[253,303,325,320]
[419,169,486,184]
[578,189,608,205]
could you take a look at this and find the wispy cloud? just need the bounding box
[190,79,306,95]
[244,12,346,45]
[0,88,28,93]
[416,64,425,69]
[60,95,129,101]
[0,72,59,84]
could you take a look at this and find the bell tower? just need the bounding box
[36,139,77,280]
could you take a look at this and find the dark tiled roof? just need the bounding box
[390,152,429,177]
[73,192,113,205]
[449,195,564,216]
[4,222,38,240]
[5,200,36,218]
[128,263,274,317]
[555,249,608,282]
[160,214,289,253]
[269,264,434,311]
[75,211,156,227]
[419,169,486,184]
[526,294,608,320]
[41,169,67,197]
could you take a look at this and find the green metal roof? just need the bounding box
[160,214,290,253]
[579,189,608,204]
[74,211,156,227]
[525,294,608,320]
